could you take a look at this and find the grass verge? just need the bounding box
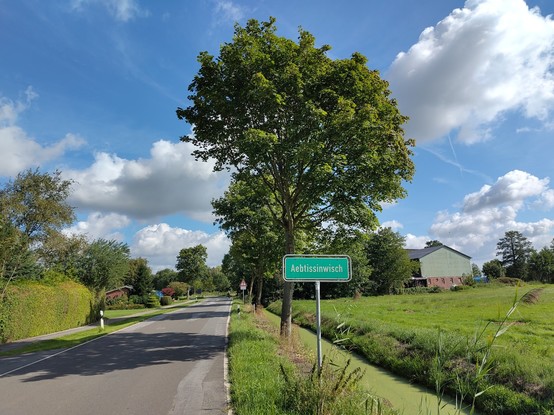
[228,302,398,415]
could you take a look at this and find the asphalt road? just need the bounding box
[0,297,232,415]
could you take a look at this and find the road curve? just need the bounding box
[0,297,231,415]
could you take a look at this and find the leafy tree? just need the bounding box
[212,179,282,306]
[126,258,153,300]
[175,245,209,284]
[178,18,415,336]
[496,231,534,279]
[37,232,88,279]
[168,281,189,298]
[482,259,506,279]
[209,266,231,292]
[153,268,178,290]
[0,168,75,246]
[425,240,443,248]
[528,247,554,283]
[472,263,481,277]
[311,228,372,298]
[0,218,38,299]
[365,228,414,295]
[77,239,130,290]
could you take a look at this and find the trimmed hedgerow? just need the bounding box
[0,280,100,343]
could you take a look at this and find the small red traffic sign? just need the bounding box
[240,279,247,290]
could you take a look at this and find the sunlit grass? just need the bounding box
[268,284,554,413]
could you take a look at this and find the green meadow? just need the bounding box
[268,284,554,414]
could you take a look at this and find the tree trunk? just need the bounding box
[255,273,263,308]
[280,219,295,337]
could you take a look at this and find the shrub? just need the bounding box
[160,295,173,306]
[0,280,98,343]
[145,294,160,308]
[161,287,175,298]
[496,277,524,286]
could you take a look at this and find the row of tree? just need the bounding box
[482,230,554,283]
[0,169,229,304]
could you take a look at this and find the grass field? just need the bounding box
[268,283,554,414]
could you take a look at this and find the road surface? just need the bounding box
[0,297,231,415]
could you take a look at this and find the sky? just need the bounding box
[1,0,553,272]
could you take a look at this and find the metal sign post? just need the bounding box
[282,255,351,369]
[240,279,247,303]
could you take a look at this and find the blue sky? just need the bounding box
[1,0,553,271]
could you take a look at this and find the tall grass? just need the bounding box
[268,284,554,414]
[228,303,398,414]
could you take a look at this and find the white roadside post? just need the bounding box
[100,309,104,330]
[283,255,351,370]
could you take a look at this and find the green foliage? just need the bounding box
[145,294,160,308]
[528,247,554,283]
[0,280,98,343]
[126,258,153,298]
[77,239,130,290]
[179,17,415,336]
[176,245,208,284]
[153,268,178,290]
[496,231,534,280]
[269,285,554,413]
[160,296,173,306]
[0,168,75,245]
[168,281,189,298]
[365,227,414,295]
[482,259,506,279]
[229,305,394,415]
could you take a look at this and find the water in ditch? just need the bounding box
[265,311,474,415]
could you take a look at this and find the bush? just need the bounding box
[145,294,160,308]
[160,296,173,306]
[0,280,99,343]
[496,277,524,286]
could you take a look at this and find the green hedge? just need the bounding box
[0,280,101,343]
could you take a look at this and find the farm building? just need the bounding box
[406,245,472,289]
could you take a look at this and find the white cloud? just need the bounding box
[0,89,85,176]
[70,0,149,22]
[65,139,230,221]
[131,223,231,271]
[213,0,246,25]
[462,170,549,212]
[388,0,554,143]
[380,220,403,231]
[404,233,430,249]
[428,170,554,264]
[64,211,131,241]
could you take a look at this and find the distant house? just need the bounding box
[105,285,134,300]
[406,245,472,289]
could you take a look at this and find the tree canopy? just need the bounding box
[178,18,415,336]
[365,227,414,295]
[0,168,74,246]
[496,230,534,279]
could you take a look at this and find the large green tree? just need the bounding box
[125,257,153,300]
[482,259,506,279]
[528,247,554,283]
[496,231,534,279]
[175,245,209,285]
[212,179,282,306]
[178,18,415,336]
[0,168,75,246]
[77,239,130,290]
[365,227,414,295]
